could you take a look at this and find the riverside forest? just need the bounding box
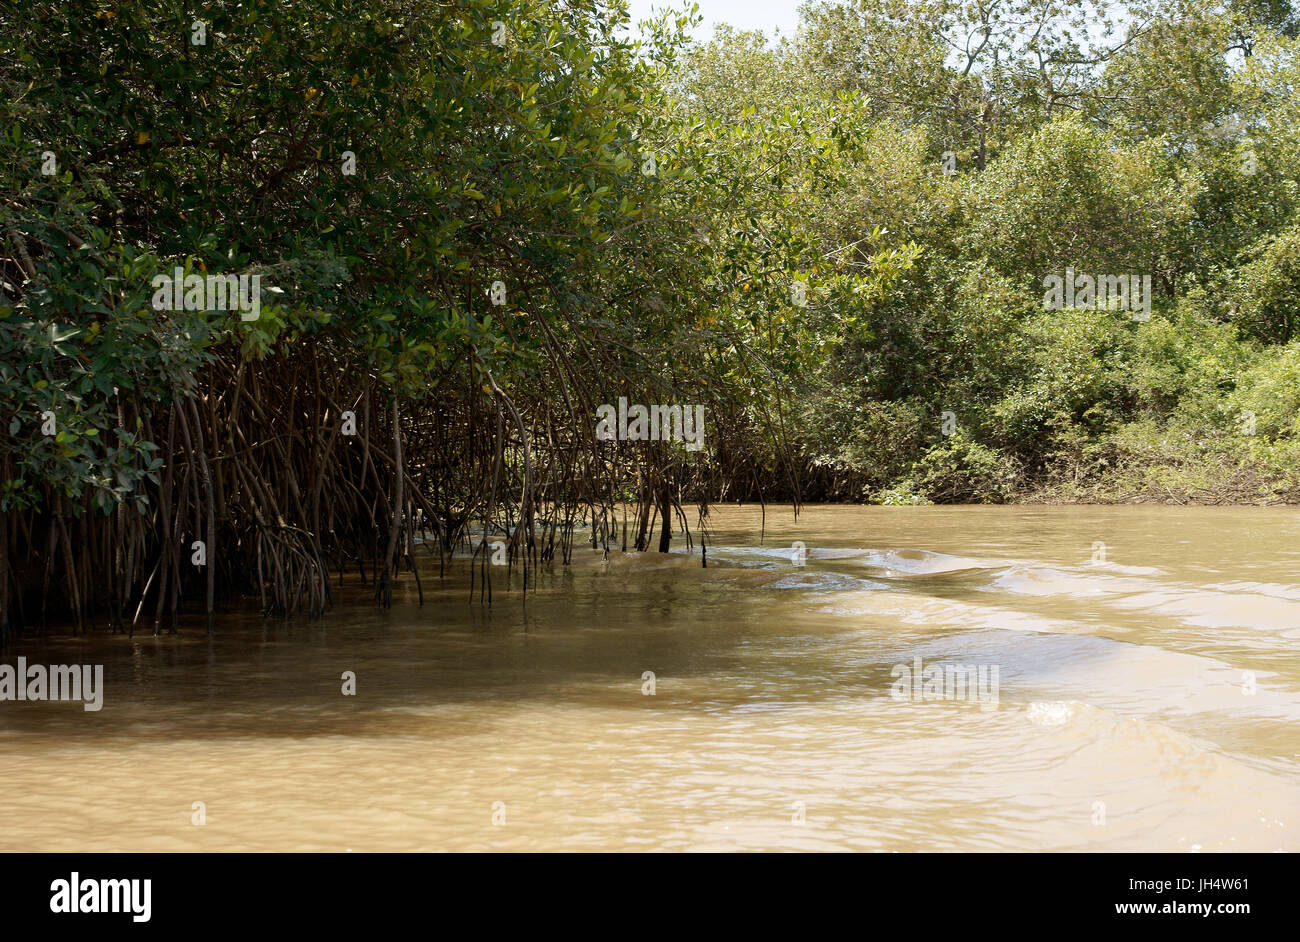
[1,0,1299,856]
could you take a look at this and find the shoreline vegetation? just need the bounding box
[3,0,1299,640]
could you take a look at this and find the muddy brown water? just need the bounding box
[2,505,1298,851]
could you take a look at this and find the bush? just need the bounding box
[875,483,932,505]
[907,433,1021,503]
[1229,342,1300,440]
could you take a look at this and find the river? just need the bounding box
[2,505,1298,851]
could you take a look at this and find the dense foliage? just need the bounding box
[2,0,1298,636]
[680,0,1300,503]
[0,0,907,635]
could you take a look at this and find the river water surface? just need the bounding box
[2,505,1298,851]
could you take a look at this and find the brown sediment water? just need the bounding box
[1,505,1298,851]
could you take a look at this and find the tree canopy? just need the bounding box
[2,0,1298,637]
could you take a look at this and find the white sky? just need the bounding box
[625,0,804,39]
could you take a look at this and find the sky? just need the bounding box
[625,0,804,39]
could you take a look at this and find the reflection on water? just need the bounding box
[1,506,1298,851]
